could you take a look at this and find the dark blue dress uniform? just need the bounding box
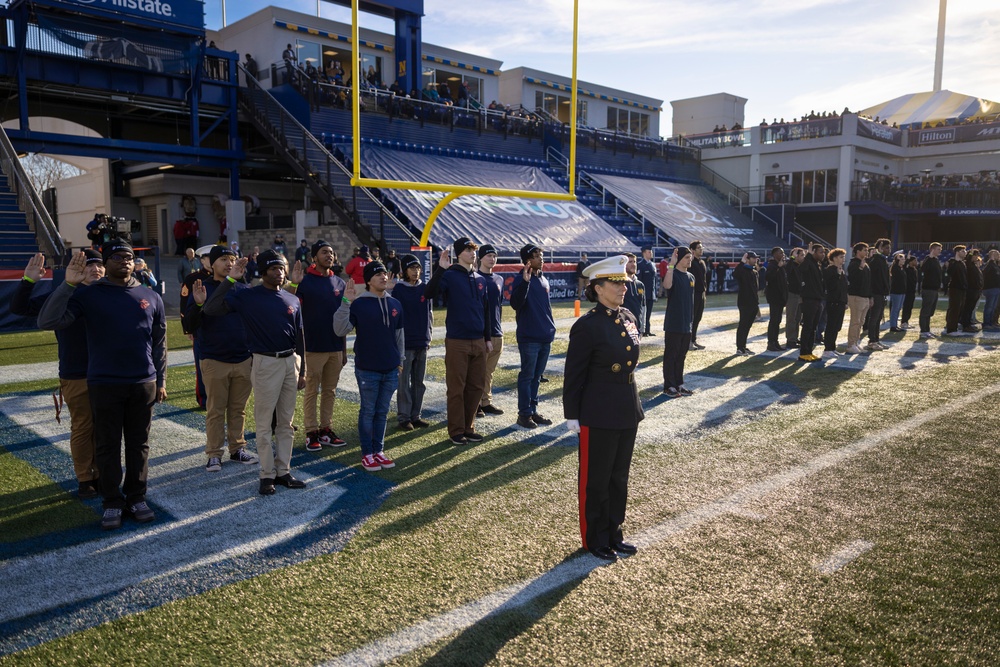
[563,303,644,556]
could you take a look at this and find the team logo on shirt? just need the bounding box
[139,299,150,310]
[287,306,295,315]
[334,290,341,297]
[391,308,399,317]
[420,295,425,302]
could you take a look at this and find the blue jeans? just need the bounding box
[356,368,398,457]
[889,293,904,329]
[983,288,1000,327]
[517,341,551,417]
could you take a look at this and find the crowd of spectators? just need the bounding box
[854,170,1000,209]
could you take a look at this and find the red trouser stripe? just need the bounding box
[578,425,589,549]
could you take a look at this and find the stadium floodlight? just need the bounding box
[349,0,580,247]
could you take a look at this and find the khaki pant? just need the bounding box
[201,357,253,458]
[60,378,98,482]
[251,353,299,479]
[847,295,871,347]
[303,351,344,433]
[480,335,504,407]
[444,338,488,438]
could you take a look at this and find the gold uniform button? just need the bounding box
[627,360,632,367]
[611,363,621,373]
[621,332,626,337]
[626,345,632,351]
[615,319,621,324]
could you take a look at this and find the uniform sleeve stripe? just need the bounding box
[578,425,589,550]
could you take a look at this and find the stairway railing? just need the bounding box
[238,65,419,252]
[0,126,64,265]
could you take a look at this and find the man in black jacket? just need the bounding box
[734,252,760,355]
[944,245,968,335]
[982,248,1000,331]
[688,241,709,349]
[764,246,788,351]
[784,248,805,347]
[638,246,658,336]
[918,242,943,338]
[823,248,849,356]
[865,238,891,348]
[960,249,983,332]
[798,244,827,361]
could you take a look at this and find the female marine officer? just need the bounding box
[563,255,644,562]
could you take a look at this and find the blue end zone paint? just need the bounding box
[0,394,394,655]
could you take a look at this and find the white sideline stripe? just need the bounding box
[319,381,1000,667]
[815,540,875,575]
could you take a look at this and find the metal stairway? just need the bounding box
[237,68,418,252]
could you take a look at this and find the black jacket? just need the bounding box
[869,252,890,296]
[800,255,825,300]
[785,260,802,295]
[734,263,759,306]
[824,265,849,305]
[920,256,942,291]
[563,305,643,430]
[764,258,788,303]
[983,260,1000,290]
[847,258,872,297]
[948,258,968,291]
[966,258,984,291]
[890,263,907,295]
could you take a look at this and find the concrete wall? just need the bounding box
[671,93,748,137]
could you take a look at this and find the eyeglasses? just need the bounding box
[109,254,134,263]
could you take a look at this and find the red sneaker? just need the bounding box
[305,431,322,452]
[361,454,382,472]
[372,452,395,469]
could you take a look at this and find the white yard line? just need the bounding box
[815,540,875,575]
[319,381,1000,667]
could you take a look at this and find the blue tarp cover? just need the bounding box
[587,173,783,252]
[359,147,638,255]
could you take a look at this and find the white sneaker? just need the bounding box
[876,341,889,350]
[845,345,862,354]
[920,331,933,338]
[830,349,844,356]
[901,323,911,329]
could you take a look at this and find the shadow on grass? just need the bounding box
[415,551,605,667]
[365,427,574,541]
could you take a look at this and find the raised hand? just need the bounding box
[344,280,357,302]
[192,279,207,304]
[522,265,532,282]
[230,256,249,280]
[741,252,749,264]
[671,248,679,263]
[386,276,397,292]
[291,260,304,284]
[23,253,46,282]
[65,251,87,285]
[438,250,451,269]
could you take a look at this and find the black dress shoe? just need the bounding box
[274,474,306,489]
[611,541,638,555]
[411,419,430,428]
[463,431,484,442]
[259,478,276,495]
[589,546,618,562]
[78,480,99,499]
[516,415,537,429]
[480,404,505,415]
[531,413,553,425]
[475,409,486,418]
[539,376,549,383]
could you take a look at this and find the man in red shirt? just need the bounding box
[345,245,372,285]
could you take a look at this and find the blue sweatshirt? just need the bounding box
[11,278,89,380]
[479,271,504,338]
[203,279,305,359]
[184,279,251,364]
[295,267,347,352]
[391,280,433,349]
[333,290,405,372]
[425,264,492,341]
[37,279,167,387]
[509,272,556,344]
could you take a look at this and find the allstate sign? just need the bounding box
[57,0,204,31]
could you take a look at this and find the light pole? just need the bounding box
[933,0,947,92]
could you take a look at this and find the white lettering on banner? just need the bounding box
[976,127,1000,137]
[410,192,589,221]
[655,187,736,228]
[918,129,955,144]
[69,0,175,19]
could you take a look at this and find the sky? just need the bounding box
[205,0,1000,135]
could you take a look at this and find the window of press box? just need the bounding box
[361,53,383,86]
[296,39,320,72]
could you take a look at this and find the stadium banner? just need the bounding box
[856,118,902,145]
[939,209,1000,217]
[911,121,1000,147]
[357,147,638,256]
[408,246,431,280]
[42,0,205,31]
[587,173,781,253]
[684,130,749,149]
[494,264,578,300]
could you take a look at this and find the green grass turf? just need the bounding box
[1,298,997,665]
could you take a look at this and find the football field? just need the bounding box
[1,298,998,666]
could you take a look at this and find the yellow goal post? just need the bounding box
[349,0,580,248]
